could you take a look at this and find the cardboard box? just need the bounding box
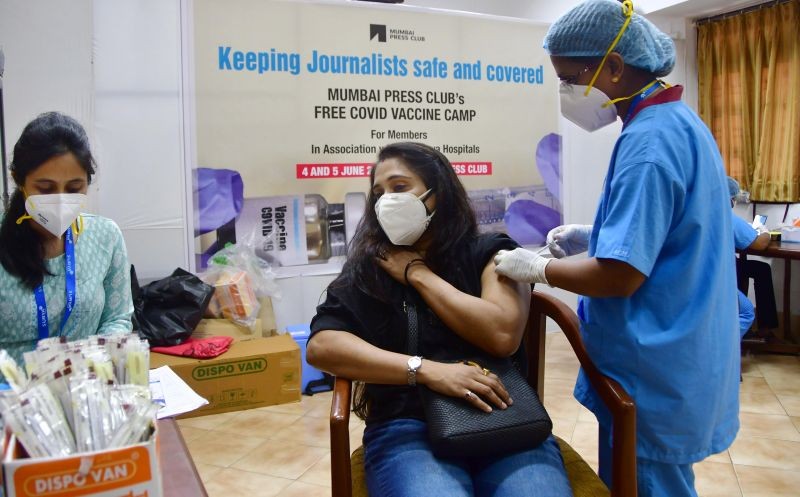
[2,427,161,497]
[193,318,264,341]
[149,335,301,418]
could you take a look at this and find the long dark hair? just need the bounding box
[339,142,477,419]
[0,112,96,289]
[335,142,477,299]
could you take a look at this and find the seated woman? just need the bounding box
[307,142,572,497]
[0,112,133,373]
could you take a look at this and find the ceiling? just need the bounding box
[646,0,773,18]
[402,0,776,22]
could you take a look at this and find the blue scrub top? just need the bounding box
[574,90,740,464]
[733,215,757,250]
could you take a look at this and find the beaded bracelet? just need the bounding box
[404,258,426,286]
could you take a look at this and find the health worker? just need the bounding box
[0,112,133,377]
[493,2,739,496]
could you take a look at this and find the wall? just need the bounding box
[93,0,187,280]
[0,0,95,207]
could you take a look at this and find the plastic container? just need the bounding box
[286,324,330,394]
[781,226,800,243]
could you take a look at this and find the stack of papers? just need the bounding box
[149,366,209,419]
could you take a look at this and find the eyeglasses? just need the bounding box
[559,66,593,86]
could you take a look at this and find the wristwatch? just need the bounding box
[407,356,423,386]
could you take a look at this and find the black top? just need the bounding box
[309,233,520,425]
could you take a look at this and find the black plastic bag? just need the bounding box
[131,266,215,347]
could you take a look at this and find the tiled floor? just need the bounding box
[179,332,800,497]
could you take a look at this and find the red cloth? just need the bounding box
[151,336,234,358]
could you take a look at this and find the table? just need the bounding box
[739,241,800,354]
[160,418,208,497]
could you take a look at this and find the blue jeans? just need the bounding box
[598,425,698,497]
[363,418,573,497]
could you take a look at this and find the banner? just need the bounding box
[190,0,561,273]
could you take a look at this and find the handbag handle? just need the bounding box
[405,300,419,356]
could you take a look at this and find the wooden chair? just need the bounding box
[329,290,638,497]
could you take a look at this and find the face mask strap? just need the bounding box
[584,0,635,97]
[418,189,435,216]
[16,188,32,225]
[605,79,658,107]
[606,79,672,108]
[72,215,85,236]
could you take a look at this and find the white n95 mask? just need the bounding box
[559,83,618,132]
[22,193,87,237]
[375,189,434,246]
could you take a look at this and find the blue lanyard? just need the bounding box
[34,227,77,340]
[624,80,662,124]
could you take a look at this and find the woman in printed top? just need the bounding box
[307,142,572,497]
[0,112,133,376]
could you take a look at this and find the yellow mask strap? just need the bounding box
[16,188,31,225]
[604,79,657,108]
[604,79,672,108]
[584,0,635,97]
[72,215,85,236]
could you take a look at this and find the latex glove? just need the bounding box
[546,224,593,259]
[494,248,551,285]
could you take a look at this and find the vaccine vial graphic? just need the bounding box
[216,192,367,267]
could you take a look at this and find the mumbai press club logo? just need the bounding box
[370,24,386,42]
[369,23,426,43]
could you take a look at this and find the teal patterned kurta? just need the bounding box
[0,214,133,369]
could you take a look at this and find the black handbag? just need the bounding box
[407,301,553,459]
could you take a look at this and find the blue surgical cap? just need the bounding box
[543,0,676,77]
[727,177,740,198]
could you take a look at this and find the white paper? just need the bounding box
[149,366,209,419]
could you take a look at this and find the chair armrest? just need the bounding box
[330,377,353,497]
[531,291,637,497]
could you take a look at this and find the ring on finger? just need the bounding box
[464,360,487,375]
[464,390,476,400]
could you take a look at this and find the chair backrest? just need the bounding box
[330,291,638,497]
[529,291,637,497]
